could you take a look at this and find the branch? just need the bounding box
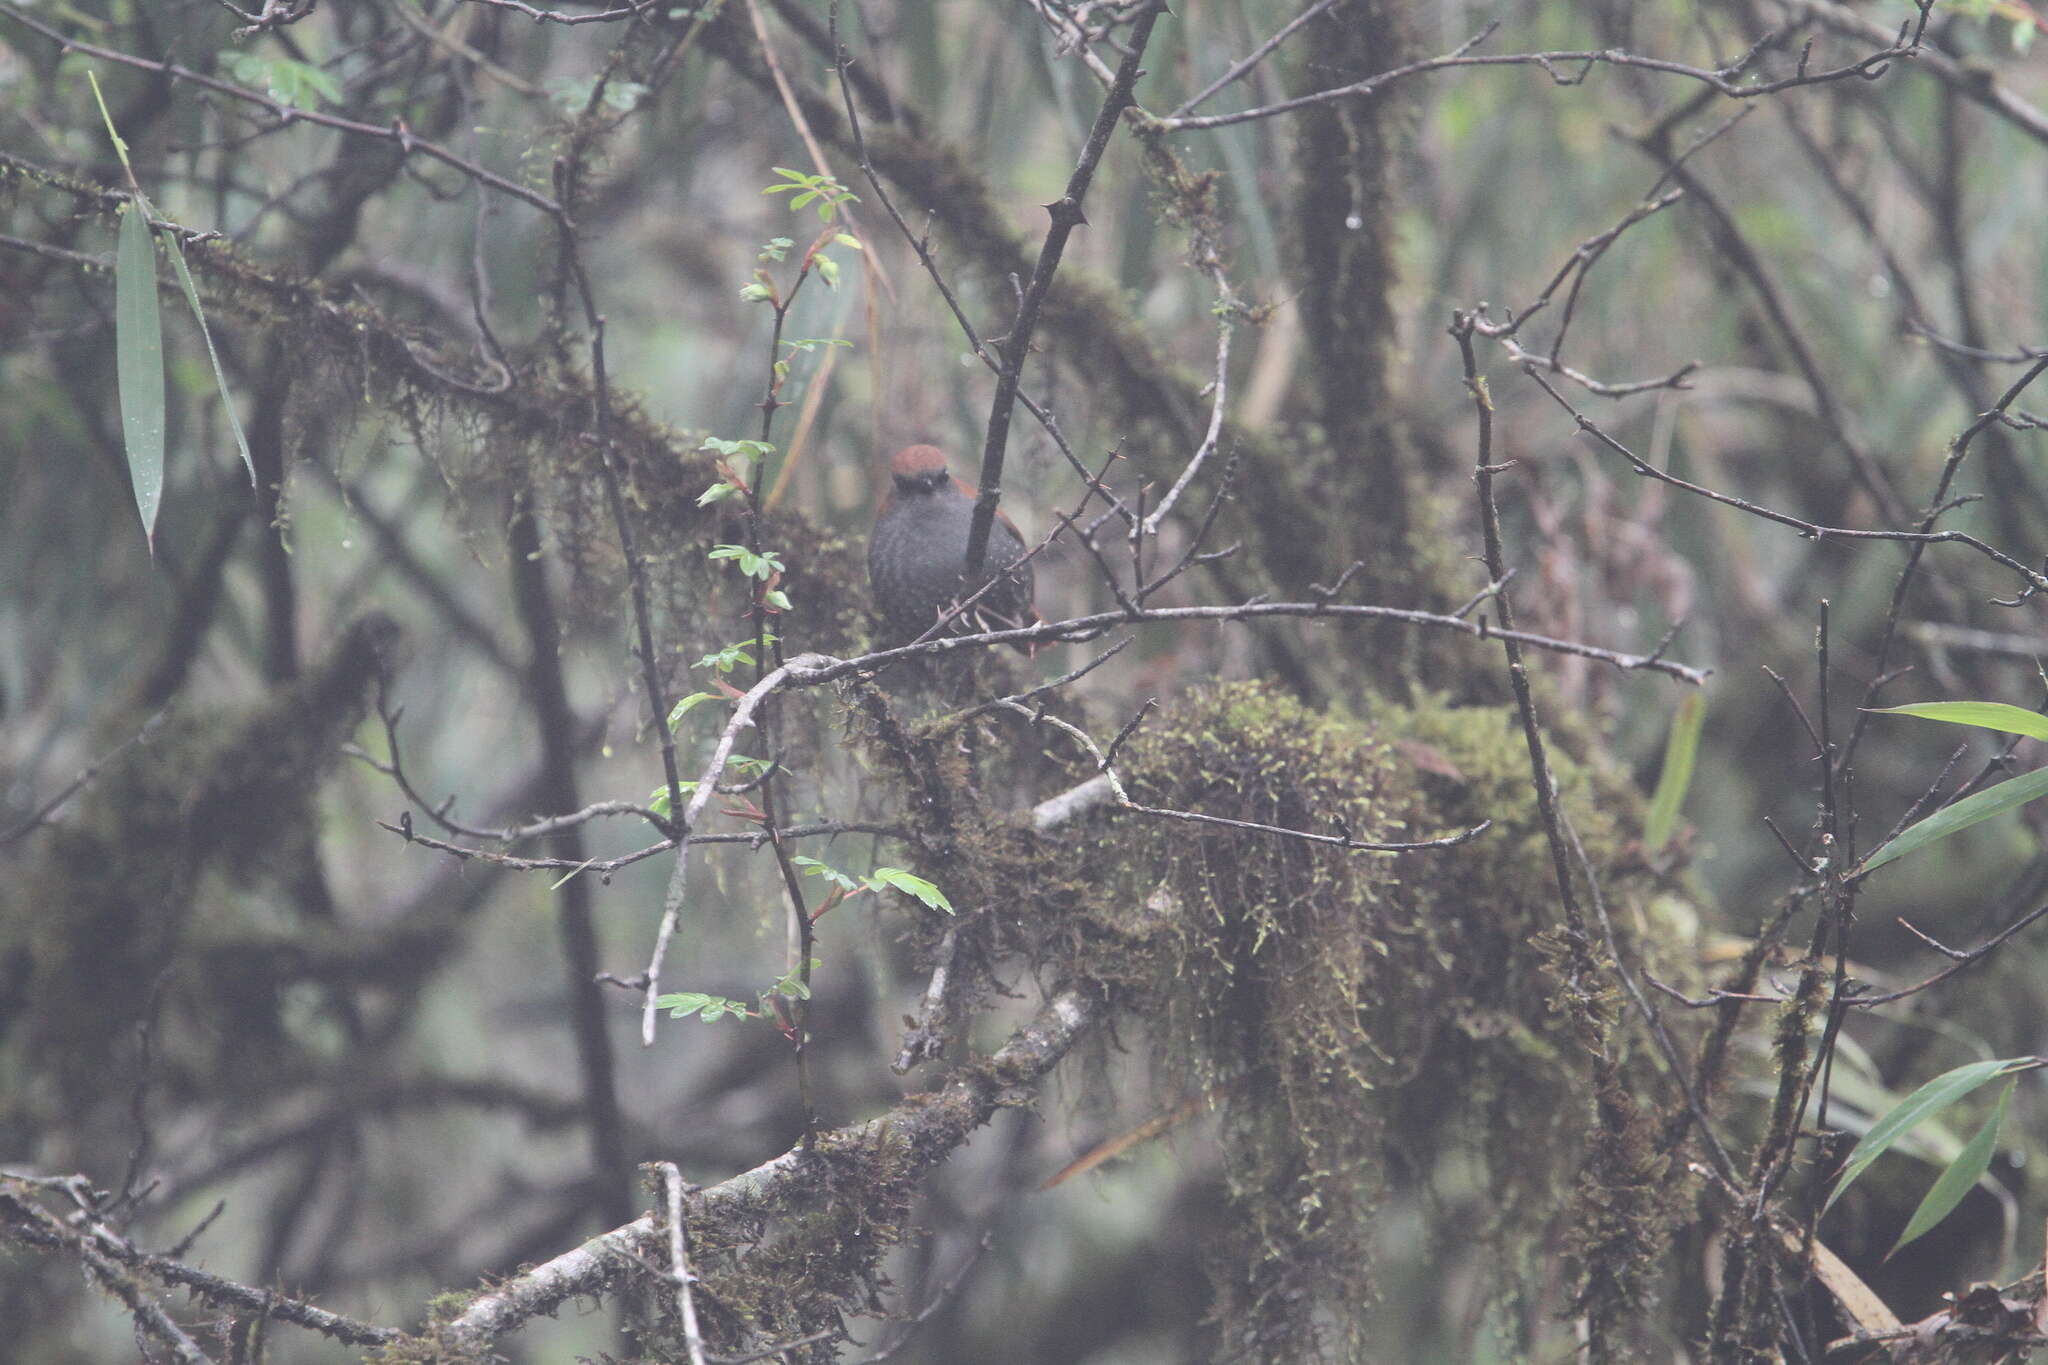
[638,655,839,1045]
[0,4,561,215]
[1520,365,2048,595]
[1152,7,1931,132]
[437,986,1099,1353]
[963,0,1167,579]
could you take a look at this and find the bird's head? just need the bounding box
[889,443,954,497]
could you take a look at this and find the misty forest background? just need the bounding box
[6,0,2048,1361]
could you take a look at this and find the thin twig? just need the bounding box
[0,3,561,214]
[1168,0,1348,118]
[1,708,167,844]
[963,1,1168,579]
[638,655,838,1045]
[1153,9,1929,132]
[1523,367,2048,594]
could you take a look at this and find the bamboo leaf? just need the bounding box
[1855,765,2048,878]
[1644,692,1705,853]
[1826,1057,2032,1212]
[1868,701,2048,744]
[1888,1078,2014,1258]
[115,200,166,550]
[164,235,254,487]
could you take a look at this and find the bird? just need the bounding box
[868,443,1037,649]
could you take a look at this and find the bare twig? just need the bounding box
[1,708,166,845]
[0,4,561,214]
[654,1163,709,1365]
[1154,7,1929,132]
[824,596,1710,684]
[1854,902,2048,1007]
[1522,367,2048,595]
[827,1,1110,499]
[1169,0,1348,118]
[964,0,1167,579]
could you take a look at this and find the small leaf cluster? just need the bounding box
[656,959,818,1026]
[740,171,863,304]
[695,439,793,611]
[541,74,648,114]
[643,755,767,818]
[709,544,786,581]
[693,634,775,675]
[793,856,954,915]
[695,437,773,507]
[761,166,859,222]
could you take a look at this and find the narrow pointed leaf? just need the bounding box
[115,200,166,549]
[1868,701,2048,744]
[1888,1078,2013,1258]
[165,235,254,487]
[1644,693,1705,853]
[1855,764,2048,878]
[1826,1057,2032,1212]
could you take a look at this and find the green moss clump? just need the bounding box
[1053,682,1690,1362]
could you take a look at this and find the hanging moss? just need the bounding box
[1026,682,1696,1362]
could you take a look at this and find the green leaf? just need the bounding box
[1827,1057,2034,1212]
[700,438,775,459]
[220,52,341,110]
[792,855,859,892]
[710,545,782,580]
[163,235,254,487]
[115,200,166,550]
[1855,764,2048,878]
[1644,692,1705,854]
[698,481,739,506]
[1868,701,2048,744]
[692,640,755,673]
[542,73,603,112]
[602,80,648,112]
[1889,1078,2014,1258]
[666,692,723,729]
[657,991,751,1023]
[764,959,819,1002]
[868,867,953,914]
[646,780,699,816]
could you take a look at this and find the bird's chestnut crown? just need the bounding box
[889,443,953,495]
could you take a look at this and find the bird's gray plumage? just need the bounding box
[868,475,1034,646]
